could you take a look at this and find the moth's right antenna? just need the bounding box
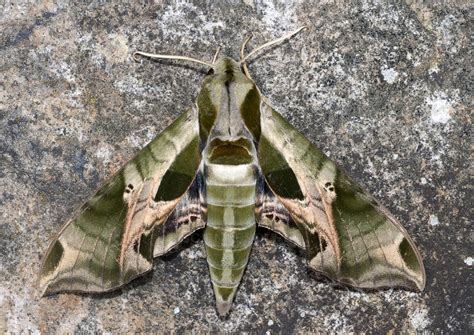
[211,46,222,64]
[239,26,308,72]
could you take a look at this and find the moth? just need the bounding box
[39,27,425,317]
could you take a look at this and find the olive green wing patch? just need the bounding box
[39,107,202,295]
[258,102,425,291]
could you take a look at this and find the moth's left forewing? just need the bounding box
[257,102,425,291]
[39,107,203,295]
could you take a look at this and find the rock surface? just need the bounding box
[1,1,471,333]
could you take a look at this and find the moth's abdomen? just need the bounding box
[203,163,256,316]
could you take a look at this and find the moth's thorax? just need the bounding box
[197,57,261,145]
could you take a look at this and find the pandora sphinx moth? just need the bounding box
[39,28,425,316]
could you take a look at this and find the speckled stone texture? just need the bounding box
[1,0,472,333]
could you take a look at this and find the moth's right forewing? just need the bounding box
[39,107,202,295]
[258,102,425,291]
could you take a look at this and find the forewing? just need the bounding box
[39,107,202,295]
[258,102,425,291]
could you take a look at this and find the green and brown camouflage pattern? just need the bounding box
[39,55,425,318]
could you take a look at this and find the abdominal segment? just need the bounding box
[203,163,256,316]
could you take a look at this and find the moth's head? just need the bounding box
[207,57,250,79]
[197,56,261,142]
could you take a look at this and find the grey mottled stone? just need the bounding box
[1,1,471,333]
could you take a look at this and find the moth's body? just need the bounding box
[39,33,425,318]
[200,58,260,314]
[204,163,256,315]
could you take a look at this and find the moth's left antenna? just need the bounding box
[240,33,253,78]
[133,51,215,69]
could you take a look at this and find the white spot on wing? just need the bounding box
[464,257,473,266]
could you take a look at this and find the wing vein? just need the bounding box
[352,216,377,286]
[71,227,88,276]
[86,221,106,289]
[101,205,125,286]
[371,222,393,286]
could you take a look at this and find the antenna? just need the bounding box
[240,26,308,65]
[132,51,215,69]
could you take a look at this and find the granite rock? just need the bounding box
[1,0,472,333]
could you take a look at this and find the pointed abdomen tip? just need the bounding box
[217,301,232,317]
